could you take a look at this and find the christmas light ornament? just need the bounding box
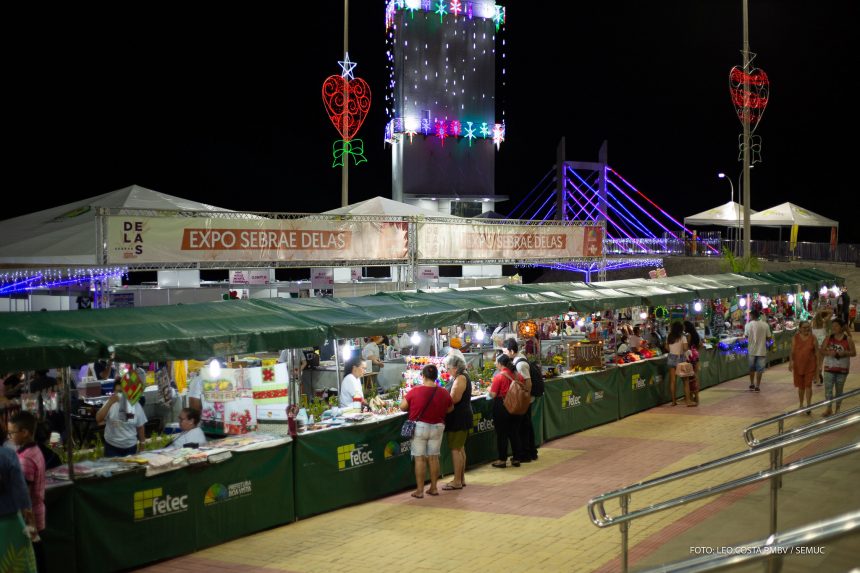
[322,53,372,167]
[729,66,769,132]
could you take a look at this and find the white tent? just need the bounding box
[749,202,838,228]
[684,201,757,227]
[321,196,453,218]
[0,185,230,266]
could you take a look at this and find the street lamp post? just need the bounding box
[718,173,736,253]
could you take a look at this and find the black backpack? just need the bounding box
[514,357,545,397]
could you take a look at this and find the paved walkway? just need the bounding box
[136,357,860,573]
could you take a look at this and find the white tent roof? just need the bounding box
[0,185,230,266]
[749,202,838,227]
[321,196,453,218]
[684,201,757,227]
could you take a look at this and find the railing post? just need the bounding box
[621,494,630,573]
[777,419,784,489]
[770,449,780,536]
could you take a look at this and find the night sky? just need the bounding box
[7,2,858,242]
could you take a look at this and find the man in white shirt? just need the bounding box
[744,309,773,391]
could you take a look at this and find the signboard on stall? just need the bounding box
[415,222,603,262]
[229,270,271,285]
[311,268,334,289]
[417,266,439,280]
[105,216,409,265]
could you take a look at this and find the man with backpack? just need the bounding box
[504,339,544,462]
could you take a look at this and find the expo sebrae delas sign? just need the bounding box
[106,216,409,264]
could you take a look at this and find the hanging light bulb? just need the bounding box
[639,311,648,320]
[787,294,795,304]
[820,286,828,296]
[739,298,747,308]
[576,319,585,327]
[759,296,769,306]
[208,359,221,378]
[342,343,352,362]
[831,286,841,296]
[474,329,484,341]
[693,301,702,313]
[803,291,810,301]
[411,331,421,345]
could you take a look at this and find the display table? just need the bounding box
[544,368,621,440]
[44,441,294,573]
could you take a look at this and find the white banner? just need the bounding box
[417,266,440,279]
[106,216,409,264]
[311,268,334,289]
[229,270,271,285]
[416,222,603,261]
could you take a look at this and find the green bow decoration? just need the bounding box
[332,139,368,168]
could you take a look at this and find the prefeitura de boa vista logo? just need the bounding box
[204,481,253,506]
[469,412,494,435]
[133,487,188,521]
[337,443,374,470]
[631,373,660,390]
[384,440,411,460]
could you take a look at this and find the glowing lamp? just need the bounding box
[474,329,485,341]
[639,312,648,320]
[518,320,538,338]
[209,359,221,378]
[759,296,769,306]
[803,291,810,301]
[576,319,585,327]
[411,331,421,345]
[820,286,828,296]
[739,298,747,308]
[831,286,841,296]
[787,294,795,304]
[693,301,702,313]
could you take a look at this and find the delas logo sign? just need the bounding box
[470,412,494,435]
[383,440,410,460]
[337,443,374,471]
[204,481,253,506]
[133,487,188,521]
[561,390,581,409]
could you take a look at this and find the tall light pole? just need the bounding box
[741,0,752,258]
[718,172,735,250]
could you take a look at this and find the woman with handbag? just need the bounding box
[665,321,689,406]
[442,352,472,490]
[399,364,453,498]
[684,321,701,405]
[488,354,524,468]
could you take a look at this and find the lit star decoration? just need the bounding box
[493,5,505,30]
[436,120,448,143]
[464,121,476,145]
[435,0,448,22]
[338,52,357,80]
[492,123,504,149]
[322,54,372,167]
[479,122,490,138]
[450,120,461,137]
[450,0,461,17]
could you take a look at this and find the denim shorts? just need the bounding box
[411,421,445,457]
[667,353,683,368]
[748,355,767,373]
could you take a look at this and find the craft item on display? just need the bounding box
[199,368,257,435]
[120,367,146,406]
[248,362,289,421]
[569,341,604,370]
[156,367,173,407]
[518,320,538,338]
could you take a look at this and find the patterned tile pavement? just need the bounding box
[135,356,860,573]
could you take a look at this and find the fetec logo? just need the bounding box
[133,487,188,521]
[337,443,374,471]
[470,412,495,435]
[561,390,581,409]
[204,481,253,505]
[383,440,411,460]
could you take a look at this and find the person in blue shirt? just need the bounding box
[0,424,38,572]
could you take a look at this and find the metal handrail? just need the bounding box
[637,509,860,572]
[743,388,860,446]
[586,413,860,572]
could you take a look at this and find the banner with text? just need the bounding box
[106,216,409,264]
[416,222,603,262]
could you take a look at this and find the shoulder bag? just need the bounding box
[401,386,438,438]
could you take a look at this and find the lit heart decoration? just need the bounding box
[322,75,372,141]
[729,66,770,132]
[120,367,145,406]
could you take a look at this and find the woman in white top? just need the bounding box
[338,357,366,408]
[96,380,148,457]
[169,408,207,448]
[362,336,385,371]
[665,321,689,407]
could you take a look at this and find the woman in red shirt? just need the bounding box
[400,364,453,498]
[489,354,524,468]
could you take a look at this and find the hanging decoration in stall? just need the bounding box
[517,320,538,338]
[120,367,145,406]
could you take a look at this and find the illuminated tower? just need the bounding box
[385,1,507,217]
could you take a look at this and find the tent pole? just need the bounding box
[65,367,75,480]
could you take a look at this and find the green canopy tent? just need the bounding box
[698,273,783,296]
[646,275,737,300]
[503,282,642,313]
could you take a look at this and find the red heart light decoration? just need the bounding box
[729,66,769,131]
[322,75,372,141]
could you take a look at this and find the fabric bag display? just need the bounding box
[401,387,438,438]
